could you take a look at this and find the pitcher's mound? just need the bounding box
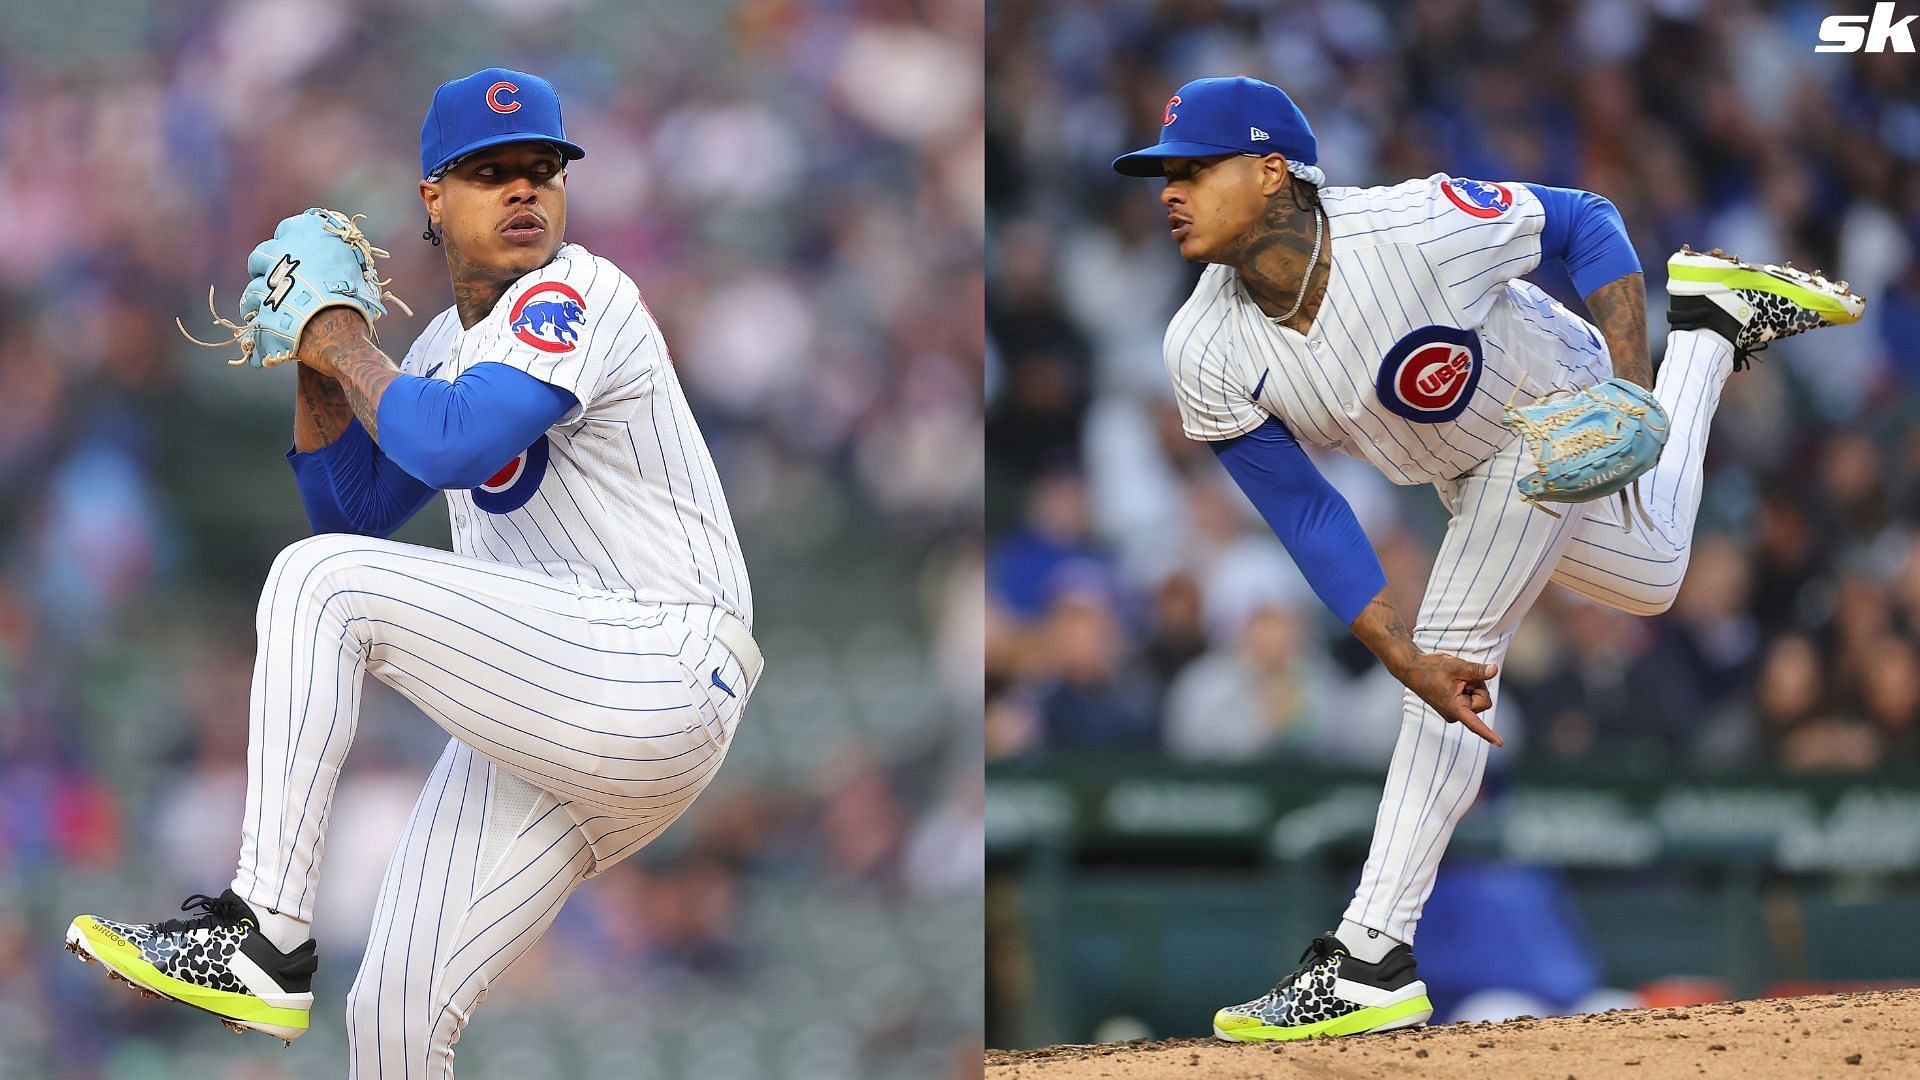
[986,989,1920,1078]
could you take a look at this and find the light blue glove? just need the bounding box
[1504,376,1670,516]
[179,208,411,368]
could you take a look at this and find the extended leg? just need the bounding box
[343,739,691,1079]
[1343,435,1589,943]
[1211,438,1589,1044]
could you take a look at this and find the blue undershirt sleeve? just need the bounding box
[375,362,579,491]
[1523,183,1642,297]
[286,418,437,537]
[1211,418,1388,627]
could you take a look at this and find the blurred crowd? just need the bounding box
[986,0,1920,774]
[0,0,983,1077]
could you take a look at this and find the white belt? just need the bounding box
[710,611,764,691]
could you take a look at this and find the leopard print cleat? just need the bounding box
[1212,932,1432,1042]
[1666,245,1866,370]
[65,890,317,1045]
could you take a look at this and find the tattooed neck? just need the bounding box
[447,245,515,329]
[1226,191,1329,330]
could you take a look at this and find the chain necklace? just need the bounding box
[1269,206,1324,326]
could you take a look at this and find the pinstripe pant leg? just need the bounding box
[232,532,729,925]
[1550,328,1737,615]
[1342,436,1589,944]
[345,739,600,1079]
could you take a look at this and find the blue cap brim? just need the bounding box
[1112,140,1257,177]
[426,131,587,179]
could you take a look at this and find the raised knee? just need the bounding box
[258,534,381,633]
[273,533,366,576]
[265,533,378,599]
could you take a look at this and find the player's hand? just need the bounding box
[1398,652,1501,747]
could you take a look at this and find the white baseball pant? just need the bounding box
[226,534,757,1077]
[1344,327,1735,942]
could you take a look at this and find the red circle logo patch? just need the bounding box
[482,452,526,491]
[472,435,551,515]
[1397,344,1474,411]
[1375,325,1484,424]
[1441,178,1513,219]
[508,282,587,354]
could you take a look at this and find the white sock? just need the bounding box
[1337,918,1400,963]
[242,897,313,954]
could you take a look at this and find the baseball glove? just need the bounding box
[178,208,411,368]
[1502,376,1670,528]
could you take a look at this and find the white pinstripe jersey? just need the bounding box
[397,243,753,626]
[1165,173,1613,484]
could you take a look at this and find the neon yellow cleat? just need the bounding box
[1667,246,1865,367]
[1212,932,1433,1042]
[65,890,316,1045]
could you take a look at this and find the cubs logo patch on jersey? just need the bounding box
[509,282,587,353]
[472,434,551,514]
[1375,325,1484,424]
[1441,178,1513,219]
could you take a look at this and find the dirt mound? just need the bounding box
[986,989,1920,1078]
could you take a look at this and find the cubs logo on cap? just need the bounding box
[472,435,552,515]
[1442,178,1513,219]
[508,282,587,353]
[486,81,521,114]
[1376,325,1484,424]
[421,67,586,179]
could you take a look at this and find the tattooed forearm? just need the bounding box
[1348,588,1420,678]
[1586,272,1652,388]
[300,308,403,440]
[294,362,354,451]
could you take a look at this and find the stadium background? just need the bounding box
[986,0,1920,1050]
[0,0,984,1077]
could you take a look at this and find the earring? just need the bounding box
[422,220,441,246]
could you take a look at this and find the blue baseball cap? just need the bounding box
[1112,76,1316,177]
[420,67,586,180]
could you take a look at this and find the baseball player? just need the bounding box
[63,67,759,1076]
[1112,77,1863,1041]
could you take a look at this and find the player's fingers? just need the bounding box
[1445,658,1498,682]
[1463,684,1493,713]
[1454,708,1504,748]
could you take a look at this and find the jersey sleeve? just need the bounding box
[1162,281,1267,442]
[1416,174,1548,325]
[468,250,640,425]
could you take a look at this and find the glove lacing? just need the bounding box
[314,210,414,319]
[175,210,412,368]
[1502,376,1660,535]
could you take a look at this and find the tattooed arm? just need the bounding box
[1586,272,1652,389]
[294,362,355,452]
[297,308,403,439]
[1350,588,1504,747]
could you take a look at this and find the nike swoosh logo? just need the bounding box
[1251,370,1269,399]
[425,362,445,379]
[710,668,735,698]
